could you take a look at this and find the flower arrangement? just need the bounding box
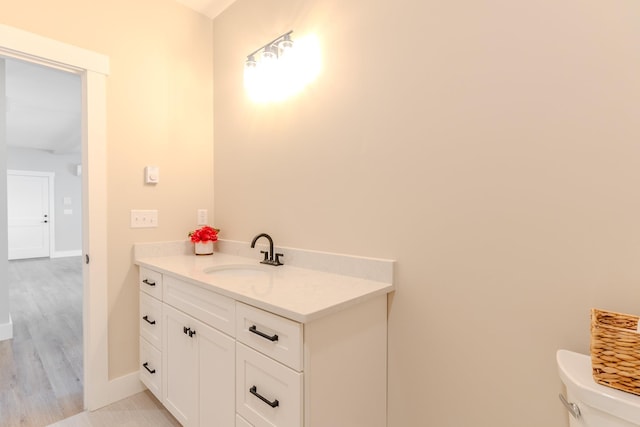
[188,226,220,243]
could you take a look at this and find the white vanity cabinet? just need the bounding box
[138,262,389,427]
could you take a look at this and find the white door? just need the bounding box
[7,170,53,260]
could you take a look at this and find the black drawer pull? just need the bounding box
[250,386,279,408]
[249,325,278,342]
[142,279,156,287]
[143,362,156,374]
[142,315,156,325]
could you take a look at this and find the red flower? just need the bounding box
[188,226,220,243]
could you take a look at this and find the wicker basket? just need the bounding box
[591,308,640,395]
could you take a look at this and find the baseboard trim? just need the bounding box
[0,315,13,341]
[104,371,146,408]
[52,250,83,259]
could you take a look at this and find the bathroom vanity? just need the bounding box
[135,241,394,427]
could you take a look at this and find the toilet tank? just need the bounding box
[557,350,640,427]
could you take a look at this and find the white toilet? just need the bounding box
[557,349,640,426]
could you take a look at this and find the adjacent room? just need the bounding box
[1,57,84,425]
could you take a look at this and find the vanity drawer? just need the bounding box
[140,267,163,299]
[140,337,162,401]
[236,343,302,427]
[236,414,254,427]
[236,302,303,371]
[164,275,235,337]
[140,291,162,349]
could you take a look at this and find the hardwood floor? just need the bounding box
[1,257,83,427]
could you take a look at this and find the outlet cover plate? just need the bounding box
[197,209,208,225]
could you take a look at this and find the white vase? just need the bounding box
[194,241,214,255]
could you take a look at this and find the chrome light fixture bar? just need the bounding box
[245,30,294,67]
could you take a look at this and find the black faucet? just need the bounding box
[250,233,284,266]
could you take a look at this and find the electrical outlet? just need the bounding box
[197,209,208,225]
[131,210,158,228]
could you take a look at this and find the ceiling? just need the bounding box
[5,58,81,154]
[175,0,236,19]
[3,1,230,155]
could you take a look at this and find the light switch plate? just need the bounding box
[131,210,158,228]
[144,166,159,184]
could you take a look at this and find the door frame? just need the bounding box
[7,169,56,259]
[0,25,112,410]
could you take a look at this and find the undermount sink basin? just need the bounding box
[203,264,271,278]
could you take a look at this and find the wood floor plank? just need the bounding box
[1,257,83,427]
[0,340,18,389]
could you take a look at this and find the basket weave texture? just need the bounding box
[591,308,640,396]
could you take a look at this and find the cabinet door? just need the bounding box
[164,303,236,427]
[163,304,198,426]
[198,315,235,426]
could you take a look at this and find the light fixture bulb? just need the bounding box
[245,55,257,69]
[244,55,258,93]
[262,45,276,62]
[277,34,294,55]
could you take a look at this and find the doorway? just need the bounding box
[0,24,110,412]
[3,55,83,424]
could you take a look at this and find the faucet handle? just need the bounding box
[274,253,284,265]
[260,250,269,262]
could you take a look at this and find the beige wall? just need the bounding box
[213,0,640,426]
[3,1,214,378]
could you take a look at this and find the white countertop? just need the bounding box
[136,251,394,323]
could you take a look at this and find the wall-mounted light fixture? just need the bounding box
[245,30,294,73]
[244,31,321,103]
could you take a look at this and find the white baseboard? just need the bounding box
[0,315,13,341]
[106,371,146,407]
[52,250,83,259]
